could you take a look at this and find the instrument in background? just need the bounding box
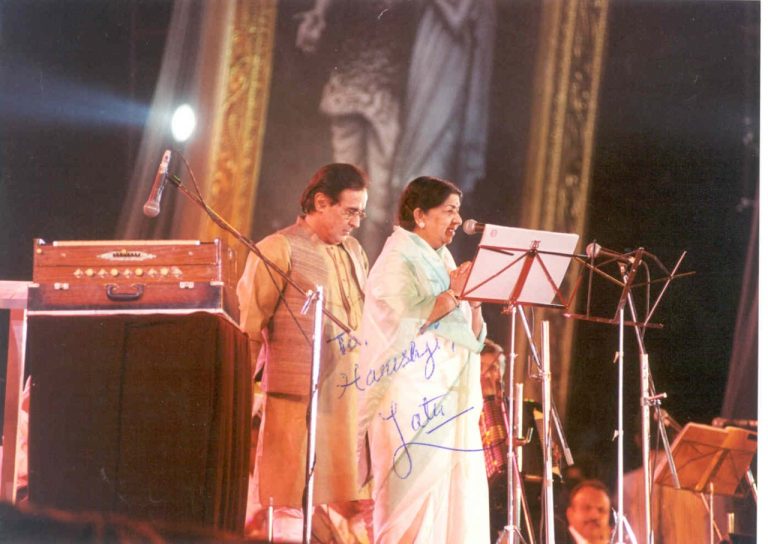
[479,344,509,482]
[480,393,510,482]
[480,397,564,480]
[27,238,239,322]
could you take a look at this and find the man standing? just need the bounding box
[237,163,370,541]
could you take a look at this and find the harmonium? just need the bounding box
[27,238,239,322]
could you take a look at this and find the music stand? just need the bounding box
[654,423,758,544]
[565,245,692,544]
[655,423,757,496]
[461,225,579,544]
[461,226,579,309]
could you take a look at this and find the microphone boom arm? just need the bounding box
[162,172,352,335]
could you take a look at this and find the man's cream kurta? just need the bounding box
[237,217,368,507]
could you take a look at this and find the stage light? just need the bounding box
[1,60,150,128]
[171,104,196,142]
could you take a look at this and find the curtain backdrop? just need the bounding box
[721,190,758,420]
[516,0,610,414]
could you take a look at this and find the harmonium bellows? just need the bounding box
[27,239,239,322]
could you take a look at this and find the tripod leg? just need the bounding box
[745,468,758,503]
[698,484,724,544]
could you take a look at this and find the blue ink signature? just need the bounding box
[327,331,365,356]
[410,395,446,432]
[381,401,482,479]
[336,337,443,398]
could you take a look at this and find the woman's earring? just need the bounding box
[417,221,425,229]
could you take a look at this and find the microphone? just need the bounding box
[462,219,485,235]
[143,149,172,217]
[712,417,758,430]
[585,242,636,263]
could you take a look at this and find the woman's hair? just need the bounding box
[300,163,369,215]
[397,176,462,231]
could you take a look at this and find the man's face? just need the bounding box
[566,486,611,543]
[480,350,503,397]
[314,188,367,244]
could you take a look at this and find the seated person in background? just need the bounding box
[480,338,505,399]
[565,479,612,544]
[478,339,507,541]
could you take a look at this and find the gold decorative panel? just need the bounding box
[199,0,277,263]
[518,0,610,416]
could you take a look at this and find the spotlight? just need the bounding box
[171,104,196,142]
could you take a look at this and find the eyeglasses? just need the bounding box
[340,207,367,220]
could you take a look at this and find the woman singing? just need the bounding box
[356,176,489,542]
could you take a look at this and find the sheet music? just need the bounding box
[460,225,579,307]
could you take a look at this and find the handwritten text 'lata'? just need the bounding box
[382,400,480,479]
[335,337,443,398]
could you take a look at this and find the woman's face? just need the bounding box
[414,193,462,249]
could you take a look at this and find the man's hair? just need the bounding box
[482,338,504,356]
[481,338,506,382]
[397,176,462,231]
[300,163,369,215]
[568,479,611,506]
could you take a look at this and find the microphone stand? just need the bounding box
[616,299,627,544]
[567,245,690,544]
[159,171,350,543]
[511,297,574,544]
[302,286,324,544]
[505,306,537,544]
[595,250,685,544]
[163,173,350,335]
[622,252,686,543]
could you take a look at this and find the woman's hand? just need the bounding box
[450,261,483,336]
[449,261,472,294]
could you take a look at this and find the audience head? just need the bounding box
[480,339,505,397]
[566,479,611,543]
